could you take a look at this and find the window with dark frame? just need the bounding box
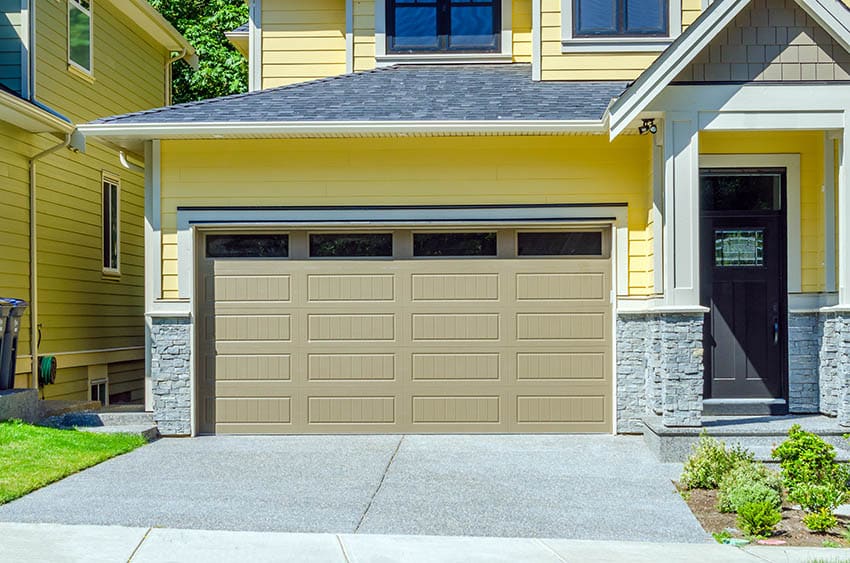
[574,0,668,37]
[310,233,394,258]
[102,177,119,273]
[206,235,290,258]
[517,232,603,256]
[413,232,497,257]
[387,0,501,53]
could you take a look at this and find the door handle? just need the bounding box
[773,317,779,345]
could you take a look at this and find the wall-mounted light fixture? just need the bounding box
[638,118,658,136]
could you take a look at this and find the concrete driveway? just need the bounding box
[0,435,709,542]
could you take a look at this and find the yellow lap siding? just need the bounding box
[700,131,827,293]
[159,135,655,298]
[262,0,347,88]
[513,0,533,63]
[34,0,167,123]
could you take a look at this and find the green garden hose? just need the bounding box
[38,356,56,386]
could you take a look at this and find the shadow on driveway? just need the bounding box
[0,434,708,542]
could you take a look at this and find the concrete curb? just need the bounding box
[1,523,849,563]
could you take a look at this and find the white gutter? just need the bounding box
[119,151,145,173]
[28,135,72,388]
[78,119,608,139]
[0,89,75,134]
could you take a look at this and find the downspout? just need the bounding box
[28,134,72,388]
[163,48,194,105]
[119,151,145,174]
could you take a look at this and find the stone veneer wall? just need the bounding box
[616,313,704,432]
[788,313,822,413]
[820,312,850,425]
[150,316,192,436]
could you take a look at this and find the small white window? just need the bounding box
[68,0,93,73]
[90,379,108,406]
[102,175,120,275]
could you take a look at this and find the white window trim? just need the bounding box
[374,0,513,66]
[561,0,681,53]
[67,0,93,75]
[102,172,121,277]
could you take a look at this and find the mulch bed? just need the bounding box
[679,485,850,547]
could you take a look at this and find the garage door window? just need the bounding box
[310,233,393,257]
[413,232,497,257]
[206,235,289,258]
[518,231,603,256]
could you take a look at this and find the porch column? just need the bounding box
[658,113,704,428]
[835,123,850,425]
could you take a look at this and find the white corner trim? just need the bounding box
[699,154,803,295]
[174,205,631,304]
[824,133,837,293]
[788,292,838,312]
[143,140,161,411]
[249,0,262,91]
[561,0,682,52]
[839,116,850,306]
[532,0,541,81]
[20,0,30,100]
[345,0,354,73]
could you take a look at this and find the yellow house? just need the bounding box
[0,0,194,405]
[81,0,850,438]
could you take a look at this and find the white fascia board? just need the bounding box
[608,0,750,139]
[797,0,850,54]
[78,120,607,139]
[0,90,75,134]
[108,0,196,65]
[650,83,850,113]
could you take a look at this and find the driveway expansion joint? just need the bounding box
[125,526,151,562]
[354,435,404,534]
[335,534,353,563]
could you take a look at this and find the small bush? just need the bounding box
[717,461,783,513]
[681,432,754,489]
[804,508,839,533]
[772,425,850,494]
[790,482,846,513]
[737,501,782,538]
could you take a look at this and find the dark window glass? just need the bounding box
[310,234,393,257]
[206,235,289,258]
[102,179,119,271]
[69,0,92,72]
[388,0,499,53]
[574,0,668,37]
[715,229,765,267]
[701,174,782,212]
[518,232,603,256]
[414,232,497,257]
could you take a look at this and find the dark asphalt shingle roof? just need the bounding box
[229,23,249,34]
[92,64,628,125]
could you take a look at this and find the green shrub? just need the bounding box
[737,501,782,538]
[717,461,783,513]
[681,432,754,489]
[772,425,850,494]
[803,508,838,533]
[790,482,846,513]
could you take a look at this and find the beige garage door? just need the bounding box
[198,228,612,434]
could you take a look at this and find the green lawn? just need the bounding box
[0,420,146,504]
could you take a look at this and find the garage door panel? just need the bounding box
[308,274,395,302]
[216,397,292,423]
[412,314,500,341]
[308,354,395,381]
[412,353,500,381]
[412,274,500,301]
[215,381,293,396]
[215,275,291,302]
[216,354,291,381]
[307,396,395,424]
[516,396,607,424]
[516,352,606,381]
[307,314,395,341]
[412,396,501,424]
[216,315,292,341]
[516,313,606,341]
[516,273,607,301]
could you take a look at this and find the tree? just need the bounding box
[148,0,248,103]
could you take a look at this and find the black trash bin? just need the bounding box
[0,301,10,390]
[0,298,28,391]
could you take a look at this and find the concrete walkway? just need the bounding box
[1,523,848,563]
[0,435,707,542]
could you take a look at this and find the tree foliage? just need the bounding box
[148,0,248,103]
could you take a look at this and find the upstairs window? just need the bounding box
[574,0,668,37]
[68,0,93,73]
[102,175,120,275]
[387,0,500,53]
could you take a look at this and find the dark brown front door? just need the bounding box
[700,169,787,405]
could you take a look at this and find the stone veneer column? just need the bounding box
[820,313,850,426]
[615,314,649,433]
[659,313,704,428]
[788,313,821,413]
[150,316,192,436]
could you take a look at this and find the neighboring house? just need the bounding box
[80,0,850,437]
[0,1,194,405]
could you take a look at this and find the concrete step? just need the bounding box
[38,411,159,442]
[643,414,850,462]
[77,424,159,442]
[39,400,102,419]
